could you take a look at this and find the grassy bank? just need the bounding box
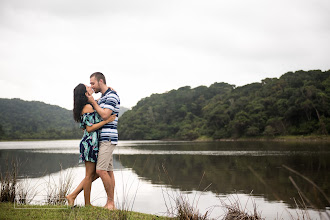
[0,203,170,220]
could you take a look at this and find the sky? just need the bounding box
[1,0,330,110]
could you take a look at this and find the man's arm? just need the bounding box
[85,92,113,120]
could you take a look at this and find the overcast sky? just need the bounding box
[1,0,329,110]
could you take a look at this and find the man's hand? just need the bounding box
[85,92,96,104]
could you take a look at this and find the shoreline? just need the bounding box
[1,135,330,142]
[215,135,330,142]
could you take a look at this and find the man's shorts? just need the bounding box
[96,142,116,171]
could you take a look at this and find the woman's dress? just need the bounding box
[79,111,102,163]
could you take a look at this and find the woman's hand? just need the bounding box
[105,114,117,123]
[109,87,116,92]
[85,92,96,104]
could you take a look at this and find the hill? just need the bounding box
[118,106,130,117]
[0,99,129,140]
[118,70,330,140]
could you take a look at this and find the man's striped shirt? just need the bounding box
[98,88,120,144]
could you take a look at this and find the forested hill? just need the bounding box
[118,70,330,140]
[0,99,130,140]
[0,99,80,140]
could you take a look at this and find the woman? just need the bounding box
[66,83,116,206]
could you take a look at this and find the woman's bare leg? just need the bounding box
[66,163,99,206]
[83,161,96,206]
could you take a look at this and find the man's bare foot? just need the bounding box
[65,195,75,206]
[103,204,116,210]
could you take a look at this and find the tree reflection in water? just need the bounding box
[115,141,329,210]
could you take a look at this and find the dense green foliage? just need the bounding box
[118,70,330,140]
[0,98,129,140]
[0,99,81,140]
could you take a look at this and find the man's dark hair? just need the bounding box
[90,72,106,84]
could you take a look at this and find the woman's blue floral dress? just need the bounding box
[79,111,102,163]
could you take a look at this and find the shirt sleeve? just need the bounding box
[103,93,119,112]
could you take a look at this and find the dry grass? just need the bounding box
[0,158,17,203]
[175,195,209,220]
[248,165,330,220]
[220,194,264,220]
[159,163,267,220]
[159,164,212,220]
[15,178,38,204]
[282,165,330,220]
[46,165,74,205]
[1,158,37,205]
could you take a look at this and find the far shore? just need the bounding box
[217,135,330,142]
[1,135,330,142]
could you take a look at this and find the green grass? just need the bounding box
[0,203,172,220]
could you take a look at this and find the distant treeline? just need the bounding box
[0,99,129,140]
[118,70,330,140]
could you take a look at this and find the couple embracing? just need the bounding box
[66,72,120,210]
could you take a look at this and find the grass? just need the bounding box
[159,164,212,219]
[0,202,171,220]
[175,196,209,220]
[219,194,263,220]
[46,166,74,205]
[159,164,265,220]
[15,178,38,205]
[0,159,17,203]
[248,165,330,220]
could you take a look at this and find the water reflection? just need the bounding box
[0,150,124,178]
[114,141,330,210]
[0,140,329,213]
[0,150,78,178]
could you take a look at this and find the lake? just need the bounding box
[0,140,329,219]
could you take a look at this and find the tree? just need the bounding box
[118,70,330,140]
[0,125,5,139]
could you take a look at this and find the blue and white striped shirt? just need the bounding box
[98,89,120,144]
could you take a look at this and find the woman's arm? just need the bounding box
[86,115,116,133]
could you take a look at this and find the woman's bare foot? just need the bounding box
[65,194,75,206]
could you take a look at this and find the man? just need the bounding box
[86,72,120,210]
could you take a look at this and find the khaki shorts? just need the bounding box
[96,142,116,171]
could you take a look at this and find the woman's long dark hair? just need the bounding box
[73,83,88,122]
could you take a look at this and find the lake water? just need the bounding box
[0,140,329,219]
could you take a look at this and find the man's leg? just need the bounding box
[107,171,115,207]
[96,169,115,209]
[105,145,116,209]
[96,142,116,210]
